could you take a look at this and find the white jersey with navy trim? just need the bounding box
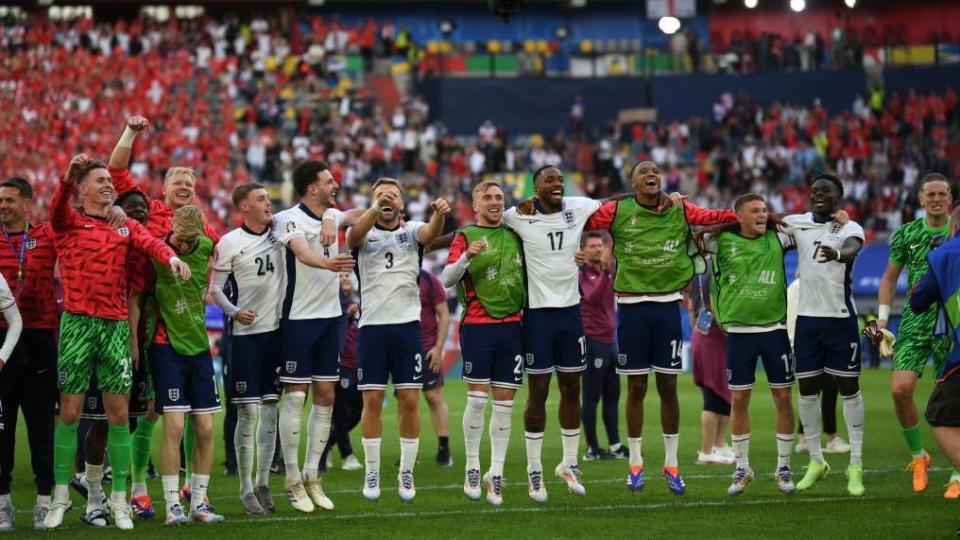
[212,225,283,335]
[781,213,864,318]
[352,221,426,327]
[502,196,601,309]
[274,204,344,321]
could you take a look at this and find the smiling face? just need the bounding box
[920,180,951,218]
[736,198,769,237]
[78,167,115,207]
[631,161,662,197]
[0,187,29,229]
[534,167,564,207]
[473,183,504,226]
[240,188,273,227]
[373,182,404,225]
[309,169,339,209]
[119,193,149,225]
[810,178,840,216]
[163,170,197,209]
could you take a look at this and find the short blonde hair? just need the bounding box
[172,205,205,244]
[164,167,197,182]
[471,180,503,201]
[371,177,402,196]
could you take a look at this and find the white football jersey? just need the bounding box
[353,221,425,327]
[274,204,344,320]
[502,197,602,309]
[213,225,283,335]
[781,213,864,318]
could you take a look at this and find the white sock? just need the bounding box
[462,392,487,471]
[560,428,580,468]
[132,482,148,498]
[256,402,278,487]
[732,433,750,469]
[235,403,257,495]
[189,474,209,512]
[279,391,306,484]
[798,394,824,463]
[628,437,643,468]
[842,391,865,466]
[525,431,544,473]
[399,437,419,472]
[303,404,333,482]
[776,433,793,468]
[663,433,679,468]
[609,442,622,452]
[109,490,126,507]
[85,463,104,512]
[53,485,69,503]
[488,400,513,476]
[162,475,180,511]
[362,437,381,476]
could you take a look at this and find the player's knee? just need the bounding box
[731,390,750,410]
[424,388,444,406]
[655,374,678,398]
[192,416,214,440]
[836,378,860,397]
[891,382,913,403]
[798,378,821,396]
[771,389,792,410]
[627,377,647,400]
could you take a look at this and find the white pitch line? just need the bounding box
[241,494,895,524]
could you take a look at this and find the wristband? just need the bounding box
[118,126,138,149]
[878,304,890,322]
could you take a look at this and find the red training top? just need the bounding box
[578,264,615,344]
[0,222,58,329]
[50,178,175,321]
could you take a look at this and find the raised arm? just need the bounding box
[345,205,382,249]
[417,198,451,246]
[51,154,86,232]
[109,115,149,170]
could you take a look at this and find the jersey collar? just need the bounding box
[241,224,270,236]
[298,202,323,221]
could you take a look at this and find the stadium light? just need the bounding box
[658,16,681,35]
[744,0,758,8]
[844,0,856,7]
[790,0,805,12]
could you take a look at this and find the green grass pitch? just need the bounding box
[3,368,957,538]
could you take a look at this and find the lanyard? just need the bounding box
[1,223,28,283]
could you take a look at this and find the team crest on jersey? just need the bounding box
[525,353,535,366]
[117,227,130,237]
[168,388,180,401]
[829,222,842,235]
[24,239,36,250]
[285,361,297,374]
[396,229,410,246]
[562,209,576,227]
[594,357,603,369]
[727,369,733,381]
[235,381,247,394]
[340,378,349,389]
[485,266,498,281]
[87,397,98,410]
[267,232,281,248]
[357,369,364,381]
[58,371,67,386]
[617,354,627,366]
[285,221,298,233]
[464,361,473,374]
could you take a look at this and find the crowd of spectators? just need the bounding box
[1,13,958,240]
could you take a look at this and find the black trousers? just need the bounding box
[0,329,57,495]
[581,338,620,451]
[321,367,363,465]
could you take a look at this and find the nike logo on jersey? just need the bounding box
[527,219,541,224]
[368,238,380,243]
[910,243,923,250]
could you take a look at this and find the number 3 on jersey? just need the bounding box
[384,252,394,269]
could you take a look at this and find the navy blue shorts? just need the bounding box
[280,318,341,385]
[227,331,281,404]
[726,330,795,390]
[356,322,424,391]
[461,322,524,389]
[616,302,683,375]
[149,344,221,415]
[423,368,444,391]
[794,315,862,379]
[522,306,586,375]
